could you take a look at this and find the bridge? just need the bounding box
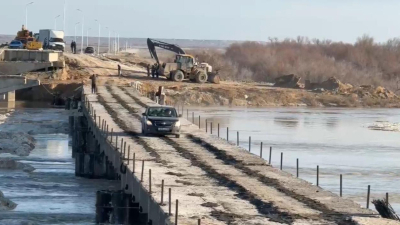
[0,49,65,75]
[0,75,40,106]
[68,85,391,225]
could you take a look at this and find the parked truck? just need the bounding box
[38,30,65,51]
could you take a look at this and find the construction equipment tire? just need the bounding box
[195,72,208,83]
[172,71,184,82]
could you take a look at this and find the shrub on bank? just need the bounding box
[191,35,400,91]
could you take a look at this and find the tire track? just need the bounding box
[107,86,348,224]
[97,86,285,224]
[116,86,363,225]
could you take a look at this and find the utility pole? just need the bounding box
[87,28,91,47]
[74,22,80,42]
[25,2,34,29]
[54,15,61,30]
[114,32,117,55]
[77,9,84,54]
[63,0,67,34]
[106,27,110,54]
[95,20,100,55]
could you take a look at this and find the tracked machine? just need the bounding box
[147,38,220,84]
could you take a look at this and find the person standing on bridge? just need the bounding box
[70,41,74,53]
[118,64,122,78]
[90,74,97,94]
[147,64,150,77]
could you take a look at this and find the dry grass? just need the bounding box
[190,35,400,92]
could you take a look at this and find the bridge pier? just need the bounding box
[68,99,152,225]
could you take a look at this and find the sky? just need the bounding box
[2,0,400,43]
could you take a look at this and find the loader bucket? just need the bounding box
[208,73,220,84]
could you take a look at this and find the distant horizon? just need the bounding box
[3,1,400,44]
[2,33,400,45]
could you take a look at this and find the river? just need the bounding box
[0,107,118,225]
[187,106,400,213]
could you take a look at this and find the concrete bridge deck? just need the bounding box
[74,85,397,225]
[0,75,40,94]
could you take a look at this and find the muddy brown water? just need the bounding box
[0,105,119,225]
[185,106,400,214]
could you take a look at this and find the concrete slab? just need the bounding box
[0,61,65,75]
[0,75,40,94]
[2,50,62,62]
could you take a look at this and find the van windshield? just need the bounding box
[50,38,64,42]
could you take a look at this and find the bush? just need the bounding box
[190,35,400,91]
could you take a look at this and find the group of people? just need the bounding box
[70,41,77,54]
[147,63,160,78]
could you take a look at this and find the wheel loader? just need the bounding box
[15,25,43,50]
[147,38,220,84]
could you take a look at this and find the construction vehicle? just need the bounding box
[147,38,220,84]
[15,25,42,50]
[38,30,65,51]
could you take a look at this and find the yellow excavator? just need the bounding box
[147,38,220,84]
[15,25,42,50]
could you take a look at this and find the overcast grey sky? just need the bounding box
[2,0,400,43]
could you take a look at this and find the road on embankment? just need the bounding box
[76,53,400,225]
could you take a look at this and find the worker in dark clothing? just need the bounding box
[151,64,155,78]
[90,74,97,94]
[147,64,150,77]
[72,41,77,54]
[118,64,122,77]
[155,63,159,78]
[70,42,74,53]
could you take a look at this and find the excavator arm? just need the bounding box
[147,38,186,64]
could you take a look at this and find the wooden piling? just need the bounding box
[386,192,389,207]
[161,180,164,204]
[141,160,144,182]
[269,147,272,164]
[169,188,172,216]
[127,146,130,165]
[340,174,342,197]
[249,136,251,152]
[133,153,135,173]
[367,185,370,209]
[149,169,152,193]
[175,199,179,225]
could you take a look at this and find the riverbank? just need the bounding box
[59,52,400,108]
